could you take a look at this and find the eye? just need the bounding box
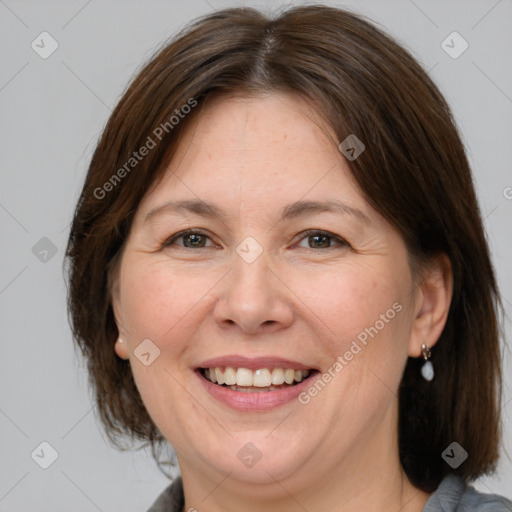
[163,230,216,249]
[295,230,350,250]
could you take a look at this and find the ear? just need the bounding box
[408,253,453,357]
[109,260,130,360]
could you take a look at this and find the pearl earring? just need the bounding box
[420,343,434,381]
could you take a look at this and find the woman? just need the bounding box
[66,5,512,511]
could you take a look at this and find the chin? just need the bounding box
[196,434,312,487]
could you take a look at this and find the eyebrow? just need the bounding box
[144,199,371,225]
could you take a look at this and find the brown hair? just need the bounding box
[65,5,503,492]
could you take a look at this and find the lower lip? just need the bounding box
[196,370,319,412]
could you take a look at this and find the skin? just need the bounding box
[112,93,453,512]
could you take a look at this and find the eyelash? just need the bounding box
[162,229,350,250]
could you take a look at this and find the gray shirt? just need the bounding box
[147,473,512,511]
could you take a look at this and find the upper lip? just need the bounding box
[195,355,316,371]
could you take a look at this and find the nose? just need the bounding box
[212,250,294,335]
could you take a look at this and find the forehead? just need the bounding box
[186,92,334,147]
[135,92,368,222]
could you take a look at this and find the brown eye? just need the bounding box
[296,230,349,250]
[181,233,207,248]
[308,234,331,248]
[163,230,214,249]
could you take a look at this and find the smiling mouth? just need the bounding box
[199,367,317,393]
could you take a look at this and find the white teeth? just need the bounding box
[253,369,272,387]
[235,368,253,386]
[224,367,236,385]
[284,368,295,384]
[203,367,312,387]
[271,368,285,385]
[215,368,225,385]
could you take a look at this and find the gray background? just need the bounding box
[0,0,511,510]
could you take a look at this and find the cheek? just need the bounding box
[117,261,212,430]
[120,260,214,343]
[290,262,404,357]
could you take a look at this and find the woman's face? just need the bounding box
[113,93,424,492]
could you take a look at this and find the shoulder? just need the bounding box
[146,476,184,512]
[423,474,512,512]
[458,484,512,512]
